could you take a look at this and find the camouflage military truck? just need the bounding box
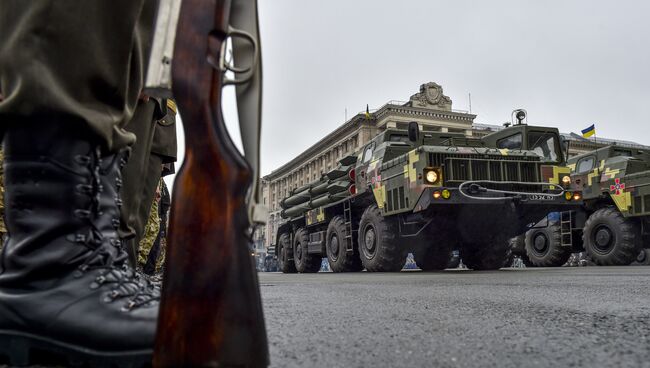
[520,145,650,266]
[273,114,583,273]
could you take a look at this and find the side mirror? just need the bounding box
[408,121,419,142]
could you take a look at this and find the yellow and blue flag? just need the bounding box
[581,124,596,138]
[365,104,371,119]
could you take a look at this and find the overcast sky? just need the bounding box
[166,0,650,188]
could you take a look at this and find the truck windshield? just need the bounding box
[528,132,559,162]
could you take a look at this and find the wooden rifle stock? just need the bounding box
[153,0,269,366]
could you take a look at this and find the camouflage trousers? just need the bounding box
[137,180,168,274]
[138,196,161,272]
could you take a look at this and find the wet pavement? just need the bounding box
[259,267,650,368]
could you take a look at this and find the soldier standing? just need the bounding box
[0,1,161,366]
[120,94,177,268]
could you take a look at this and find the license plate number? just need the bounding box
[529,194,554,200]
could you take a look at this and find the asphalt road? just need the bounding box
[259,267,650,368]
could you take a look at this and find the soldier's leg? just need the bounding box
[130,153,164,265]
[145,180,171,275]
[138,193,161,270]
[0,0,158,149]
[0,0,161,365]
[119,98,158,266]
[123,98,177,266]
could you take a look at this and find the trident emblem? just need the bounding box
[610,178,625,195]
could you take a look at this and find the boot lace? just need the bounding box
[71,148,159,312]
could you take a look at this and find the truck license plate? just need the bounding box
[528,194,554,200]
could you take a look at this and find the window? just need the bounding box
[389,135,411,143]
[528,132,559,162]
[497,133,522,150]
[497,133,523,149]
[362,143,375,163]
[613,149,633,157]
[576,156,595,174]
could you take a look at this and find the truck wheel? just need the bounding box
[414,244,453,271]
[583,207,641,266]
[524,224,572,267]
[278,233,296,273]
[461,236,511,271]
[326,216,363,272]
[293,228,322,273]
[357,205,407,272]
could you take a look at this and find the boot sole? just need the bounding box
[0,330,152,367]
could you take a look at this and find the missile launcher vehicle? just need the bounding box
[517,145,650,266]
[273,111,583,272]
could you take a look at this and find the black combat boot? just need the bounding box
[0,122,158,367]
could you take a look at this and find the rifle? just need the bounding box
[153,0,269,366]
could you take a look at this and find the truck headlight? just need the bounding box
[562,175,571,185]
[424,168,440,184]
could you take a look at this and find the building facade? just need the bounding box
[255,82,648,250]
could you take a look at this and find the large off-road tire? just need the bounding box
[278,233,296,273]
[357,205,407,272]
[293,228,322,273]
[414,242,453,271]
[524,224,572,267]
[326,216,363,272]
[583,207,642,266]
[461,234,511,271]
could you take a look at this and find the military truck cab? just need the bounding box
[520,145,650,267]
[354,127,466,197]
[482,123,566,165]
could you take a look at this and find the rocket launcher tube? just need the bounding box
[327,181,352,195]
[281,204,311,219]
[325,165,352,180]
[280,188,310,208]
[309,181,330,196]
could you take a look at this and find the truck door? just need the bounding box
[356,142,376,194]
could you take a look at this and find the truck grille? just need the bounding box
[428,153,541,186]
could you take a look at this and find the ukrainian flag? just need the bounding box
[365,104,371,119]
[581,124,596,138]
